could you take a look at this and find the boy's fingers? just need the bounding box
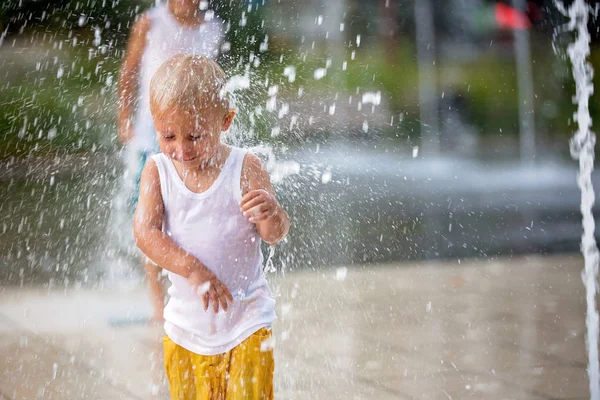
[243,204,266,218]
[249,211,270,223]
[214,285,227,312]
[219,294,229,312]
[216,282,234,304]
[209,289,218,312]
[222,284,234,303]
[240,196,264,212]
[216,282,232,302]
[240,190,262,205]
[202,292,209,311]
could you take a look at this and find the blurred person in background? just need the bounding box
[118,0,225,322]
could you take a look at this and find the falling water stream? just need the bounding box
[556,0,599,397]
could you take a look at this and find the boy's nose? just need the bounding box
[177,143,196,161]
[165,146,184,161]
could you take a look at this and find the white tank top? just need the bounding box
[151,147,277,355]
[132,4,224,151]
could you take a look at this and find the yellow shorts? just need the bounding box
[163,327,274,400]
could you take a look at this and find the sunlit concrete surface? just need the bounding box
[0,254,588,399]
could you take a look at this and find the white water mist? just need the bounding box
[556,0,599,398]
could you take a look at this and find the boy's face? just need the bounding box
[152,105,234,168]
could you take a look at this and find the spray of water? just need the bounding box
[555,0,599,397]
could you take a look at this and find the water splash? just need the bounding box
[222,70,251,96]
[248,145,300,184]
[0,28,7,48]
[555,0,599,397]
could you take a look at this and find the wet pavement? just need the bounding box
[0,254,589,399]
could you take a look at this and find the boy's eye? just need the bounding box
[162,135,175,140]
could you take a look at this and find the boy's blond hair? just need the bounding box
[150,54,228,116]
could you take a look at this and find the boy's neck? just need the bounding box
[180,144,230,173]
[168,3,205,27]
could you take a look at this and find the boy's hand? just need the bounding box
[187,265,233,313]
[240,189,279,223]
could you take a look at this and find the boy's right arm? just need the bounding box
[117,14,150,144]
[133,160,233,312]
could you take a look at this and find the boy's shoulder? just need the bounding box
[138,155,161,186]
[239,150,267,177]
[235,147,260,165]
[143,154,160,173]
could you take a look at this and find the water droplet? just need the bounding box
[197,282,211,296]
[283,66,296,83]
[335,267,347,281]
[313,68,327,80]
[361,91,381,106]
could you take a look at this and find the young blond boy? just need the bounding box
[133,54,289,399]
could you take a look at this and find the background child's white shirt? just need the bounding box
[151,148,277,355]
[132,4,224,152]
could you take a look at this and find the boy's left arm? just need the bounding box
[240,153,290,245]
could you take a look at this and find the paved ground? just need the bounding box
[0,254,590,399]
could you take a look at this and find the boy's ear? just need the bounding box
[221,109,236,131]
